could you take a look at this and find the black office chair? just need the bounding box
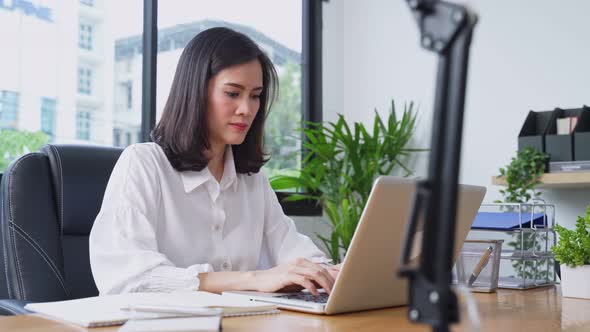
[0,144,123,315]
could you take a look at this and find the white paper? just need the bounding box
[118,316,221,332]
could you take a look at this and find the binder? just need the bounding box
[471,212,547,231]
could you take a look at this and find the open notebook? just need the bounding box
[25,291,278,327]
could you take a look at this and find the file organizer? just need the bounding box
[466,201,557,289]
[573,105,590,161]
[545,107,584,162]
[518,110,554,154]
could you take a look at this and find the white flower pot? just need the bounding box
[561,264,590,299]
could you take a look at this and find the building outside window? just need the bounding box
[76,110,91,140]
[40,97,57,139]
[0,1,145,172]
[78,66,92,95]
[79,22,93,50]
[0,91,19,129]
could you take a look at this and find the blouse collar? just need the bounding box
[180,146,238,193]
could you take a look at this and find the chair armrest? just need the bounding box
[0,299,32,315]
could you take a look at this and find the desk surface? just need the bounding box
[1,287,590,332]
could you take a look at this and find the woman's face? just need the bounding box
[206,59,263,149]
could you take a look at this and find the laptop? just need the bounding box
[223,176,486,315]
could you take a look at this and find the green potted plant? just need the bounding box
[551,205,590,299]
[270,100,423,263]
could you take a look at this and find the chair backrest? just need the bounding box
[0,144,122,302]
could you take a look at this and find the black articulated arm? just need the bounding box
[398,1,478,332]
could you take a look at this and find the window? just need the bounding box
[113,128,121,146]
[0,0,146,172]
[147,0,322,214]
[76,110,91,140]
[40,97,57,139]
[0,0,322,215]
[0,1,143,170]
[0,91,19,129]
[125,81,132,109]
[79,22,93,50]
[157,0,304,178]
[78,66,92,95]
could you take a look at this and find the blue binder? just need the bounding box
[471,212,548,231]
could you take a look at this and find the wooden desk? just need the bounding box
[1,287,590,331]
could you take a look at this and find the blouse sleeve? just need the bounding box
[260,173,332,266]
[89,146,213,295]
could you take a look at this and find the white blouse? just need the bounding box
[89,143,329,295]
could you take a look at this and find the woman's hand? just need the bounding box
[254,258,336,295]
[326,263,341,280]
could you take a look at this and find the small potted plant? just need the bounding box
[551,204,590,299]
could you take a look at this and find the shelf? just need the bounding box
[492,172,590,189]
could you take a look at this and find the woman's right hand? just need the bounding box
[253,258,335,296]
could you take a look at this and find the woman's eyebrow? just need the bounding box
[224,82,263,91]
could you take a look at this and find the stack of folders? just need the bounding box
[25,291,279,331]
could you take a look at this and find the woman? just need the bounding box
[89,27,338,296]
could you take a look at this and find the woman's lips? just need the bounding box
[229,123,248,131]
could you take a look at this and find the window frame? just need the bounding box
[75,109,91,140]
[78,22,93,50]
[140,0,322,216]
[77,66,92,95]
[0,90,19,129]
[40,97,57,138]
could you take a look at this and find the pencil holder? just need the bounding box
[453,239,503,293]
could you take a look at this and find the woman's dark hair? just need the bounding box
[151,27,278,174]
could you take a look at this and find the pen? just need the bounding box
[467,245,494,287]
[122,304,223,317]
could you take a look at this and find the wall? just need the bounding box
[316,0,590,231]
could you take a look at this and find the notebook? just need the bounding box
[24,291,278,328]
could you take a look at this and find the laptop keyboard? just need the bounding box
[277,293,329,303]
